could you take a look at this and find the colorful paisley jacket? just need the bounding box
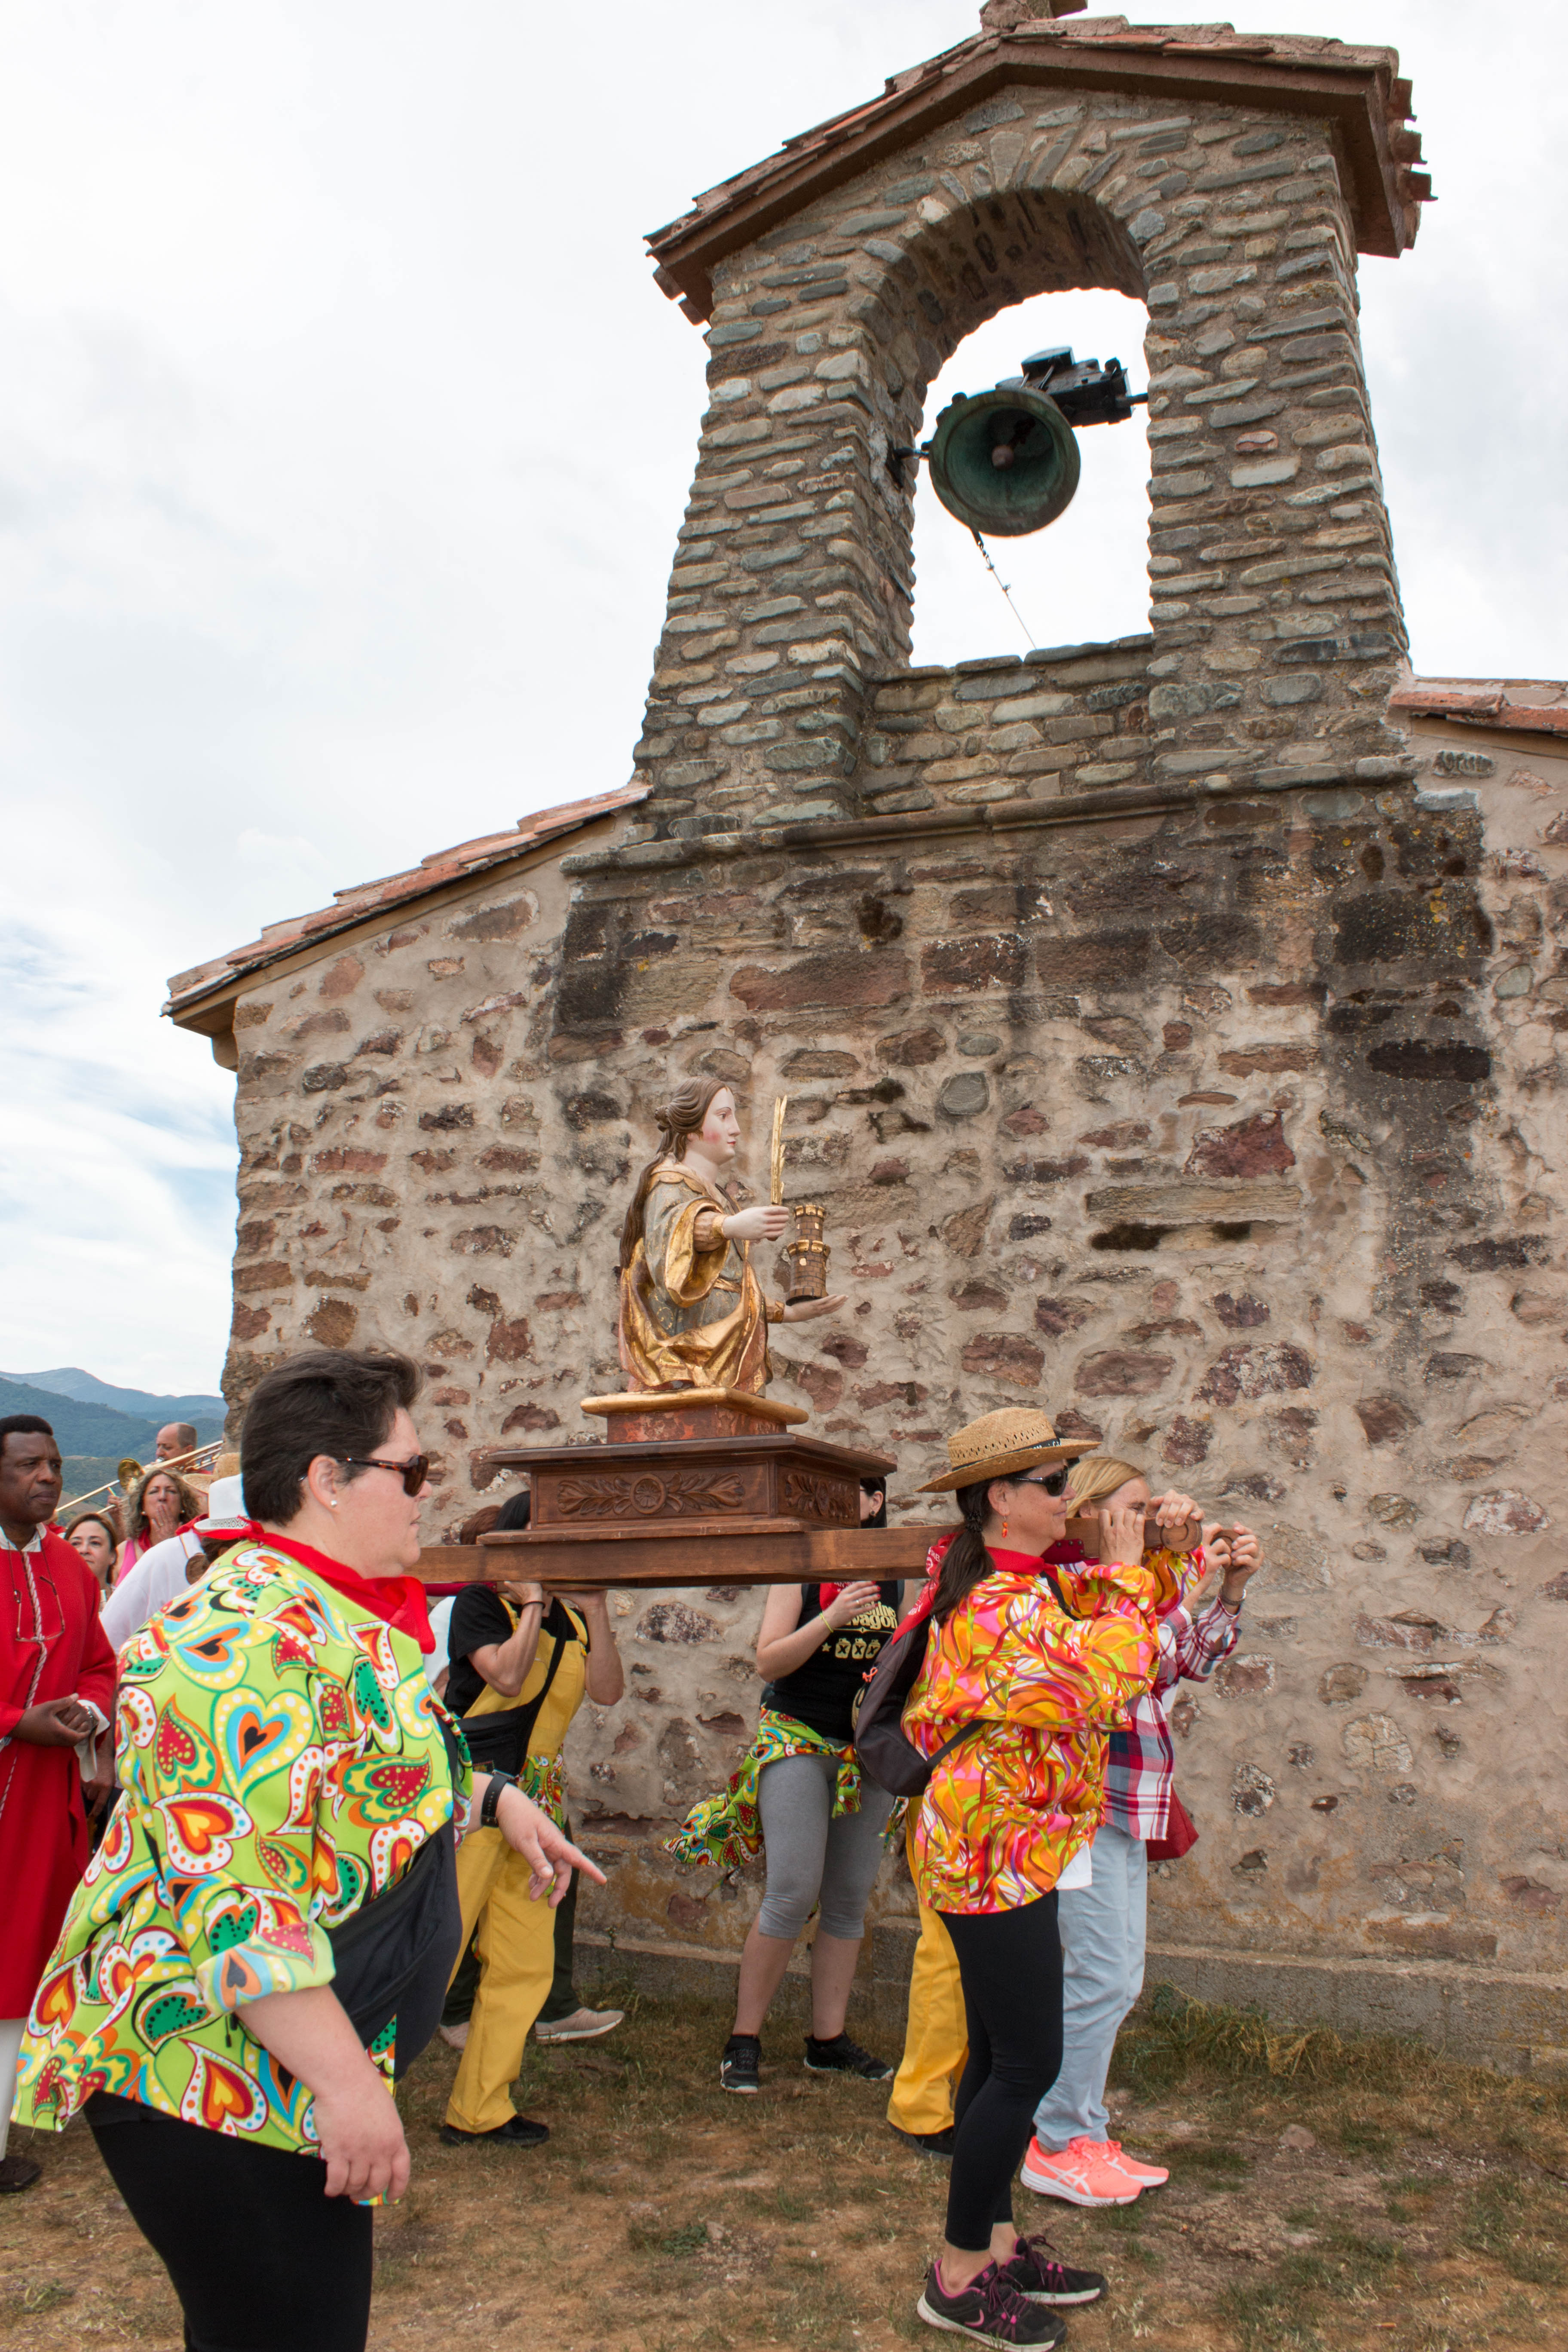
[14,1539,468,2155]
[903,1544,1177,1916]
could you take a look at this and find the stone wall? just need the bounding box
[217,724,1568,2061]
[630,76,1406,845]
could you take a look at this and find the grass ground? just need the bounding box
[4,1982,1568,2349]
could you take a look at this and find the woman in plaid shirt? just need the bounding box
[1020,1455,1260,2210]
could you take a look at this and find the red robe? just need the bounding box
[0,1531,117,2016]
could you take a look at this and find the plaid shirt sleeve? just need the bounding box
[1105,1586,1242,1841]
[1161,1592,1241,1688]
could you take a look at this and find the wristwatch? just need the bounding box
[478,1771,519,1830]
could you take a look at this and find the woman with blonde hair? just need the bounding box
[114,1465,205,1584]
[1019,1453,1260,2211]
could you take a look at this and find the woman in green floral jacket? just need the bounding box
[15,1349,599,2352]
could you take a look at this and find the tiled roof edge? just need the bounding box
[163,782,649,1019]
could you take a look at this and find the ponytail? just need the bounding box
[931,1479,999,1623]
[618,1075,735,1271]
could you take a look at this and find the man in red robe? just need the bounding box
[0,1416,116,2193]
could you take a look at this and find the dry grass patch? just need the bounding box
[2,1981,1568,2348]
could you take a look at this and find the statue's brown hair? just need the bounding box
[619,1078,734,1270]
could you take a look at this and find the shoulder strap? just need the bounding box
[511,1613,570,1755]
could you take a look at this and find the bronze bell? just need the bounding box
[925,383,1081,539]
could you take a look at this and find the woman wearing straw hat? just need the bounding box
[901,1407,1186,2350]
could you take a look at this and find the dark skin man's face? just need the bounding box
[0,1433,64,1544]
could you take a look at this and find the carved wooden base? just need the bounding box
[486,1428,893,1545]
[449,1391,907,1591]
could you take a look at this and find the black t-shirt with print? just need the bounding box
[762,1581,902,1745]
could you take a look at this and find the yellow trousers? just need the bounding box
[443,1826,556,2135]
[886,1827,968,2136]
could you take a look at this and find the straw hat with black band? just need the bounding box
[918,1406,1096,1494]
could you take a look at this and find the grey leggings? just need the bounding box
[755,1750,895,1942]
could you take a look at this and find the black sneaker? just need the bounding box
[999,2232,1107,2305]
[720,2034,761,2094]
[890,2122,956,2159]
[803,2031,893,2082]
[439,2113,548,2147]
[917,2258,1066,2347]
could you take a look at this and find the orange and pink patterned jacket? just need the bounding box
[903,1540,1179,1915]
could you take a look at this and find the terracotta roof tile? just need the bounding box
[646,14,1427,316]
[1391,680,1568,739]
[164,782,647,1020]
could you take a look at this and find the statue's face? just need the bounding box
[698,1088,741,1164]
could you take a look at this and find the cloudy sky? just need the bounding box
[1,0,1562,1394]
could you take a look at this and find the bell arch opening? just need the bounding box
[907,287,1152,666]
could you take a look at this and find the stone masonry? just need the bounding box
[167,16,1568,2066]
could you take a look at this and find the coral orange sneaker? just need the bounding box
[1019,2136,1139,2208]
[1099,2140,1168,2190]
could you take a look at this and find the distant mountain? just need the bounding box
[17,1369,225,1429]
[0,1377,176,1460]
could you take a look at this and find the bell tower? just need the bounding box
[628,6,1430,842]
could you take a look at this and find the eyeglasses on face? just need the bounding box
[1013,1467,1069,1498]
[339,1454,430,1498]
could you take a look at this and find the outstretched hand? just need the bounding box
[781,1292,847,1323]
[725,1204,790,1244]
[494,1786,609,1905]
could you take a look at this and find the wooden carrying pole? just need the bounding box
[414,1516,1230,1588]
[415,1525,936,1588]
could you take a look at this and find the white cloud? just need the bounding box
[0,0,1559,1387]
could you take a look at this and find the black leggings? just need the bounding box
[90,2104,373,2352]
[938,1894,1065,2252]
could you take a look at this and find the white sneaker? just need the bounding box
[534,2005,625,2043]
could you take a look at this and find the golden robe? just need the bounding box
[619,1166,783,1394]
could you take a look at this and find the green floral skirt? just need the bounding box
[665,1708,901,1873]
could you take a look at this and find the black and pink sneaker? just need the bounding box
[916,2257,1066,2347]
[998,2233,1107,2305]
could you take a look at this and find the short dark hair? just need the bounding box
[0,1414,56,1456]
[491,1488,532,1533]
[239,1350,421,1525]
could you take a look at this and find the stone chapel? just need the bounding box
[165,3,1568,2068]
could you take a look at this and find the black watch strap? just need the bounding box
[479,1771,518,1830]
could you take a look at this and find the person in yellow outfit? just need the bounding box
[887,1822,969,2155]
[440,1537,624,2147]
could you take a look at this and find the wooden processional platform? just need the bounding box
[413,1386,934,1589]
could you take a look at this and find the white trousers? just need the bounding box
[0,2018,26,2160]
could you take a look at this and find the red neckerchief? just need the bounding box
[224,1522,434,1653]
[897,1534,1075,1643]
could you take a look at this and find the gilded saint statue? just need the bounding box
[617,1079,846,1395]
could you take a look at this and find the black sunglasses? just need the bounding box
[340,1454,430,1498]
[1013,1467,1069,1498]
